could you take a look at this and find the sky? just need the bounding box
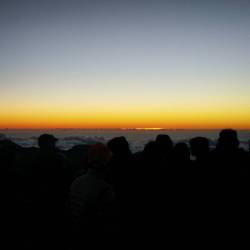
[0,0,250,129]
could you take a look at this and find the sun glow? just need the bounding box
[1,104,250,130]
[120,128,165,131]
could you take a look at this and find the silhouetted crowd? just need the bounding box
[1,129,249,249]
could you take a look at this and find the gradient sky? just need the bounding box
[1,0,250,129]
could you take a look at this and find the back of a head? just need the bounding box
[218,129,239,151]
[0,139,21,151]
[107,136,131,156]
[155,134,173,154]
[38,134,58,151]
[0,139,22,165]
[143,141,158,160]
[87,143,112,169]
[190,137,209,157]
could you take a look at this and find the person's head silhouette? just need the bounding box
[155,134,173,154]
[107,136,131,156]
[87,143,112,169]
[190,137,209,159]
[217,129,239,151]
[38,134,58,151]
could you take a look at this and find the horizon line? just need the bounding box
[1,127,250,131]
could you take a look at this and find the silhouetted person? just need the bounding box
[70,143,117,248]
[217,129,239,151]
[106,136,139,237]
[155,134,174,165]
[130,140,171,239]
[30,134,70,249]
[190,137,210,163]
[139,140,163,192]
[211,129,247,178]
[66,144,90,179]
[207,129,249,238]
[106,137,134,200]
[189,137,210,177]
[0,139,23,249]
[0,139,22,171]
[139,140,164,188]
[188,137,211,224]
[107,136,131,158]
[210,129,248,183]
[35,134,70,195]
[142,140,159,166]
[39,133,57,149]
[171,142,191,210]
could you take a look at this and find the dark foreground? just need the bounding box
[1,129,249,249]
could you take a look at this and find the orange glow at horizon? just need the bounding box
[1,67,250,131]
[1,105,250,130]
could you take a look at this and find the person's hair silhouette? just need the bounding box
[217,129,239,151]
[155,134,173,154]
[38,134,58,151]
[190,137,209,160]
[87,143,112,169]
[107,136,131,157]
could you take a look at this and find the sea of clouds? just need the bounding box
[1,132,249,153]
